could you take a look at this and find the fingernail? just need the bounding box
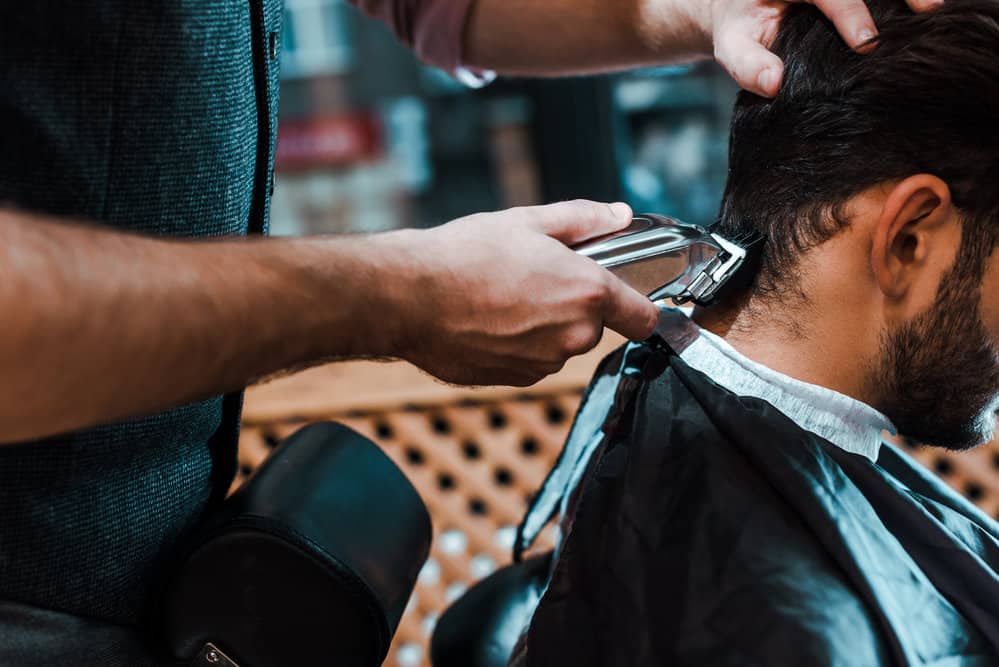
[758,67,778,95]
[609,202,632,220]
[857,27,876,43]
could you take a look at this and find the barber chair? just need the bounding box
[430,551,552,667]
[161,422,432,667]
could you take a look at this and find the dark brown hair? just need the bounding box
[716,0,999,297]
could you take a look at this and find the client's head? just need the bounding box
[713,0,999,450]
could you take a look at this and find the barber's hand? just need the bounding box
[386,200,659,387]
[699,0,942,97]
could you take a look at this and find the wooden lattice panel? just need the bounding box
[236,391,581,667]
[898,437,999,520]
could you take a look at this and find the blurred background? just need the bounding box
[270,0,740,238]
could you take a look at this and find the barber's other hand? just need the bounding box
[689,0,942,97]
[383,201,659,387]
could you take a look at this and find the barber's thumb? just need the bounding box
[529,199,633,245]
[603,275,660,341]
[716,31,785,98]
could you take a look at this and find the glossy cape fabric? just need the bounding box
[518,340,999,666]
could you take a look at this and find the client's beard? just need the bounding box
[874,269,999,451]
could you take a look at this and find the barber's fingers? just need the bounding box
[795,0,941,52]
[904,0,944,11]
[523,199,633,246]
[799,0,878,51]
[714,25,786,97]
[601,273,660,342]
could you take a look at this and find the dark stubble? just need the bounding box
[874,261,999,451]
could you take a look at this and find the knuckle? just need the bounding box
[561,324,602,356]
[512,202,549,223]
[514,371,545,387]
[567,198,601,217]
[532,357,564,374]
[543,361,567,378]
[714,46,742,82]
[824,0,869,25]
[842,0,870,16]
[713,22,739,58]
[508,205,535,224]
[581,277,612,308]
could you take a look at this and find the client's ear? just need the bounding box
[870,174,959,308]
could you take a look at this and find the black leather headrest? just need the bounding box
[431,552,552,667]
[162,422,431,667]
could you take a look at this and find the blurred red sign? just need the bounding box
[275,112,383,171]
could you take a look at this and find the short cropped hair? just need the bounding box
[716,0,999,298]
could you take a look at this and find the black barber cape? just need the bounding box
[514,339,999,666]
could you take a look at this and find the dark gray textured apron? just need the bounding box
[0,2,281,661]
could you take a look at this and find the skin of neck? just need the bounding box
[690,177,963,408]
[689,255,884,406]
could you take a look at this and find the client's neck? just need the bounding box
[690,295,877,406]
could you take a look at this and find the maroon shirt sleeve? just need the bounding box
[349,0,476,74]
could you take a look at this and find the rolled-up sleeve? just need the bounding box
[349,0,478,76]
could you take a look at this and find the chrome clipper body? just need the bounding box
[574,214,763,306]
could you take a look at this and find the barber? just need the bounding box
[0,0,942,441]
[0,0,939,663]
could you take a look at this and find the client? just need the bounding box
[514,0,999,664]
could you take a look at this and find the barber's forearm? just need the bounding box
[0,209,400,443]
[463,0,711,76]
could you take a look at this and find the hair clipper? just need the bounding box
[573,214,764,306]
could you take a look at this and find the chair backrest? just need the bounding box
[430,552,552,667]
[161,422,432,667]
